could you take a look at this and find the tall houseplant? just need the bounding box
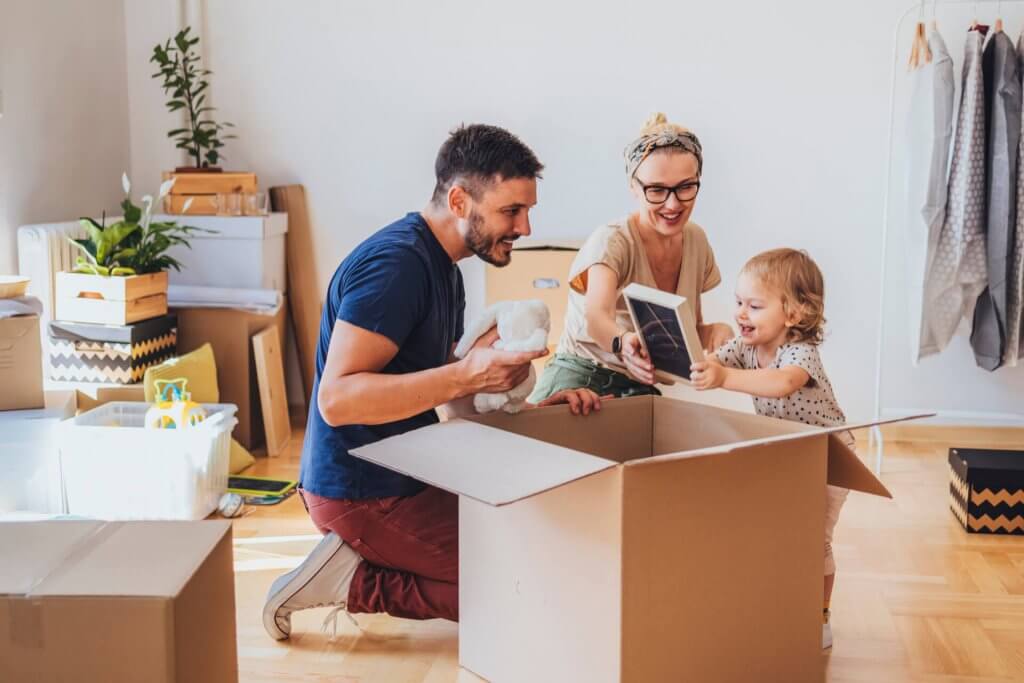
[151,26,236,170]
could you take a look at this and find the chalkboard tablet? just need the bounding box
[622,283,705,384]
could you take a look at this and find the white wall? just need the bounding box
[0,0,131,275]
[120,0,1024,422]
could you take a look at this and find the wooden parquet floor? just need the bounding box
[231,424,1024,682]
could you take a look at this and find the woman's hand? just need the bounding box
[533,388,611,415]
[690,358,727,391]
[700,322,734,353]
[621,331,656,385]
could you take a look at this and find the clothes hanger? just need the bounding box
[909,2,932,69]
[995,0,1004,32]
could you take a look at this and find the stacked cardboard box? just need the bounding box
[0,520,238,682]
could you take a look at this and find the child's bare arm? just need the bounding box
[690,359,810,398]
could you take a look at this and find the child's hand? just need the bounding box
[690,360,726,391]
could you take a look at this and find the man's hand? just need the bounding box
[533,388,611,416]
[690,358,728,391]
[456,346,547,395]
[621,331,655,385]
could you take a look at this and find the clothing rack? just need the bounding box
[872,0,1024,473]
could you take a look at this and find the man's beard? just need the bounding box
[464,209,513,267]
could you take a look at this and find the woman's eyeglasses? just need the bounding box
[635,179,701,204]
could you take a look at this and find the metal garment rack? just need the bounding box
[871,0,1024,473]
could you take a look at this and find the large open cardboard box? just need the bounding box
[354,395,894,683]
[0,520,237,682]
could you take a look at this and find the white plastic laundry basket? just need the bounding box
[58,401,237,520]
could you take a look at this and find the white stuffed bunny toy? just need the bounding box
[453,299,550,414]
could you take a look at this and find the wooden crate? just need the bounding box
[55,271,168,325]
[162,171,258,195]
[163,194,219,215]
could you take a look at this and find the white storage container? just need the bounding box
[0,395,76,516]
[58,402,237,520]
[155,213,288,291]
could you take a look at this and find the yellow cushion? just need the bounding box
[144,343,219,403]
[143,343,253,474]
[229,438,255,474]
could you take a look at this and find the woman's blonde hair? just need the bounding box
[741,248,826,345]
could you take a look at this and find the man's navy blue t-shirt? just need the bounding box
[299,212,465,500]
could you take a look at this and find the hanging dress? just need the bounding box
[971,28,1021,370]
[1003,33,1024,367]
[908,27,956,363]
[921,26,990,355]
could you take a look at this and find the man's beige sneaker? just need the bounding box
[263,532,361,640]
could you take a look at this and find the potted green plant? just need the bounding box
[151,26,236,171]
[56,174,205,326]
[151,26,254,214]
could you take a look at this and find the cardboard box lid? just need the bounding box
[354,398,921,505]
[153,212,287,239]
[0,521,105,595]
[351,419,616,506]
[0,521,232,598]
[48,315,177,344]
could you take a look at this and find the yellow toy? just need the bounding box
[145,378,208,430]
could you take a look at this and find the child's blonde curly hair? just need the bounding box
[741,248,827,345]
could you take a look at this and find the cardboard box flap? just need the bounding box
[0,521,107,595]
[828,433,891,497]
[628,413,929,498]
[351,420,617,506]
[32,521,232,597]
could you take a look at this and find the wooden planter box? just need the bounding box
[55,271,168,325]
[161,171,258,215]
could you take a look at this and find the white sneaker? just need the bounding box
[822,622,833,650]
[263,532,361,640]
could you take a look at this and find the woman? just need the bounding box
[531,113,733,401]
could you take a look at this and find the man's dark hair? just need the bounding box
[431,124,544,204]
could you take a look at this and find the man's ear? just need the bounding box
[448,184,470,219]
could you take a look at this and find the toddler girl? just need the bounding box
[690,248,851,651]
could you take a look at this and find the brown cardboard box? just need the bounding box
[0,520,237,682]
[0,314,44,411]
[354,396,901,682]
[486,240,580,373]
[173,302,288,450]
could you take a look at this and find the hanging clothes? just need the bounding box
[922,26,990,356]
[971,29,1022,370]
[907,28,956,363]
[1003,34,1024,368]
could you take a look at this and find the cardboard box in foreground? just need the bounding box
[0,520,237,682]
[355,395,895,683]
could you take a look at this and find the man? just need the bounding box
[264,124,604,639]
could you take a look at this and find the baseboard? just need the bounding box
[878,422,1024,448]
